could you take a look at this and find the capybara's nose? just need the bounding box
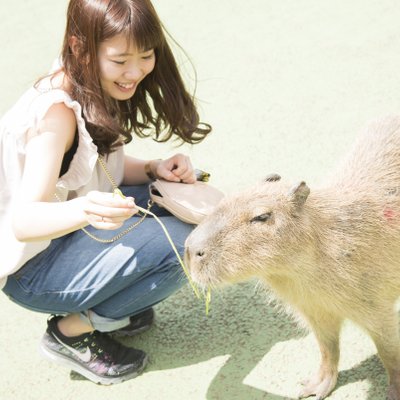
[185,245,205,264]
[195,249,205,258]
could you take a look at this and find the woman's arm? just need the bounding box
[123,155,159,185]
[123,153,196,185]
[12,103,137,242]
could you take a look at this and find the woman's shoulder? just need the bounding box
[30,101,76,142]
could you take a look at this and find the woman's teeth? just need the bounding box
[117,82,135,89]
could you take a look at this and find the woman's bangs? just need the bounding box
[126,9,163,51]
[104,1,163,51]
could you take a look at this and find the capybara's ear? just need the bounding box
[265,173,281,182]
[288,182,310,209]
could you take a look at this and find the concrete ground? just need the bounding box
[1,0,400,399]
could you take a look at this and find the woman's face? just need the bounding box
[98,33,156,100]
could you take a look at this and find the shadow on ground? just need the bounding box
[140,281,301,400]
[73,280,390,399]
[335,355,387,399]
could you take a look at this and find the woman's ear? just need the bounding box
[68,35,82,58]
[68,36,90,64]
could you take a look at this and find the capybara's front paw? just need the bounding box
[298,371,337,400]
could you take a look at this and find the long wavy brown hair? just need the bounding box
[57,0,211,155]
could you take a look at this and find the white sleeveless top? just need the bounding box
[0,76,124,289]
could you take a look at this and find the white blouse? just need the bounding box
[0,76,124,289]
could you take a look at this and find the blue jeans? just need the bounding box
[2,185,193,332]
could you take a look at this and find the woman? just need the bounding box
[0,0,211,384]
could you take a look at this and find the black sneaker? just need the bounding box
[112,308,155,337]
[40,315,148,385]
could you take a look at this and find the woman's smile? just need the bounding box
[115,81,137,92]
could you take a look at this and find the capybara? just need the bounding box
[185,116,400,399]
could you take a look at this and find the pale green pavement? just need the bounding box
[1,1,400,399]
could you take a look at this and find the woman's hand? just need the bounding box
[82,191,138,230]
[152,153,196,184]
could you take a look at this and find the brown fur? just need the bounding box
[185,116,400,399]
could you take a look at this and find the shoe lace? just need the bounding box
[85,331,123,365]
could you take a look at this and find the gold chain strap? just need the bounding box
[97,157,119,190]
[54,157,152,243]
[80,210,151,243]
[83,157,153,243]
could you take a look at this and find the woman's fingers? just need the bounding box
[84,191,138,229]
[158,154,196,183]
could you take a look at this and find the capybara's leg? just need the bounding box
[359,311,400,400]
[298,314,342,399]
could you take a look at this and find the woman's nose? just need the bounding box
[124,65,142,81]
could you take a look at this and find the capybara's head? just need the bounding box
[185,174,311,288]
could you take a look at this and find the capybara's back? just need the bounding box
[186,116,400,400]
[329,115,400,192]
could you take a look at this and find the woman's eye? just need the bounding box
[141,49,155,59]
[112,60,126,65]
[142,53,154,60]
[250,212,273,223]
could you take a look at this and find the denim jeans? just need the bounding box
[2,185,194,332]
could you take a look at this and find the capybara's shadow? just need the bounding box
[335,355,387,399]
[71,280,390,399]
[126,280,306,399]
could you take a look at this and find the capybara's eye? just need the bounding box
[250,212,272,223]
